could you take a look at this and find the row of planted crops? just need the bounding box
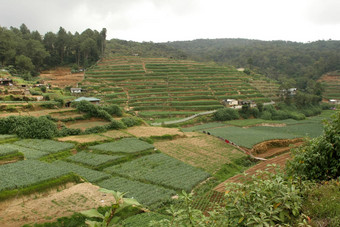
[0,136,210,209]
[83,56,279,118]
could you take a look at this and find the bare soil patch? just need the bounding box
[243,123,286,128]
[256,141,304,159]
[214,152,292,193]
[0,182,116,227]
[40,67,84,88]
[125,126,184,137]
[0,108,75,118]
[154,134,244,173]
[50,111,84,119]
[65,118,110,130]
[251,138,304,154]
[101,130,131,139]
[58,134,108,143]
[318,74,340,83]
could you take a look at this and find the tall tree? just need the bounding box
[100,28,107,56]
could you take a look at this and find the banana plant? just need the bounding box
[81,189,141,227]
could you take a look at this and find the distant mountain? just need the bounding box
[166,38,340,89]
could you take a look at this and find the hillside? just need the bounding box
[166,39,340,86]
[82,56,279,120]
[318,70,340,100]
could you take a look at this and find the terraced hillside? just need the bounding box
[318,71,340,100]
[83,56,279,119]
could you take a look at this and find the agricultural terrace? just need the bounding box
[98,177,176,208]
[104,153,210,192]
[0,134,212,212]
[0,160,76,200]
[83,56,279,120]
[89,137,154,154]
[318,72,340,100]
[183,111,331,149]
[154,133,246,173]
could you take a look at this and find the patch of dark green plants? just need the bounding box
[214,156,257,182]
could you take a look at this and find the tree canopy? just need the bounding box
[0,24,107,78]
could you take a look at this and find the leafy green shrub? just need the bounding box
[0,116,57,139]
[213,108,239,121]
[57,125,82,137]
[260,110,272,120]
[223,169,305,226]
[302,180,340,227]
[29,89,42,95]
[121,117,143,127]
[102,104,122,117]
[286,112,340,181]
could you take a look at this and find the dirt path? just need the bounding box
[0,183,116,227]
[214,152,291,193]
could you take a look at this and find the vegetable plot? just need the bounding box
[14,139,75,153]
[104,153,210,191]
[97,176,176,208]
[51,161,111,183]
[66,152,124,169]
[0,160,70,192]
[89,138,154,154]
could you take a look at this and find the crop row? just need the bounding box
[0,160,70,192]
[66,152,125,169]
[51,161,111,183]
[1,143,49,159]
[98,176,176,208]
[13,139,75,154]
[104,153,210,192]
[89,138,154,154]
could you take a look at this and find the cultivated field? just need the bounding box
[82,56,279,121]
[154,134,246,173]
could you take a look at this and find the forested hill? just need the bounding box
[166,39,340,88]
[0,24,106,79]
[105,39,187,59]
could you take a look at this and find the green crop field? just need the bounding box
[51,161,111,183]
[89,138,154,154]
[1,143,48,159]
[82,56,280,120]
[104,153,210,191]
[97,176,176,208]
[207,122,324,148]
[0,146,19,157]
[13,139,75,153]
[66,152,124,169]
[0,160,71,192]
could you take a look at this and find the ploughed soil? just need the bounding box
[125,126,185,137]
[40,67,84,88]
[0,108,75,118]
[214,152,292,193]
[58,130,130,143]
[0,183,116,227]
[65,118,110,130]
[251,138,304,156]
[214,138,305,193]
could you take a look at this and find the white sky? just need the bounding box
[1,0,340,42]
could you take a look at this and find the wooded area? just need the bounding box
[0,24,106,79]
[167,38,340,89]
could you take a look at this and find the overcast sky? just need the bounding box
[1,0,340,43]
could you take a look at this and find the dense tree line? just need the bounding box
[105,39,187,59]
[0,24,106,79]
[167,38,340,89]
